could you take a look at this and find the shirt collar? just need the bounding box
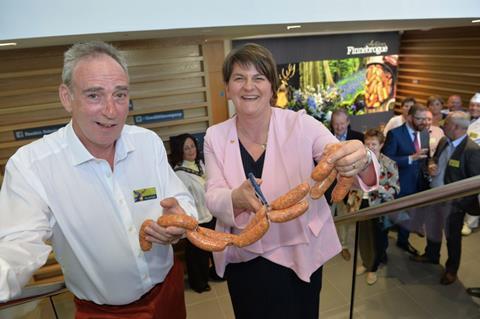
[449,134,467,148]
[336,131,347,141]
[406,123,417,136]
[66,121,135,166]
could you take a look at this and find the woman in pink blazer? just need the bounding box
[204,43,378,319]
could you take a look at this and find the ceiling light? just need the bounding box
[472,19,480,23]
[286,25,302,30]
[0,42,17,47]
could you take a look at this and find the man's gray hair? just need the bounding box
[447,111,471,129]
[62,41,128,87]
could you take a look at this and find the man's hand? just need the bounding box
[411,149,428,162]
[144,197,187,245]
[231,179,262,214]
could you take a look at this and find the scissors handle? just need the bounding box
[247,172,268,206]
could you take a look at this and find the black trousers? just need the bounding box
[358,199,388,272]
[425,206,465,273]
[225,257,323,319]
[185,219,215,291]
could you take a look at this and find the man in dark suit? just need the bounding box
[329,109,364,260]
[411,111,480,285]
[382,103,431,255]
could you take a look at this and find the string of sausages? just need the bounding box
[140,143,356,252]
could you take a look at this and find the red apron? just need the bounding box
[74,258,186,319]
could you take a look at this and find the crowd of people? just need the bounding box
[339,93,480,287]
[0,40,478,318]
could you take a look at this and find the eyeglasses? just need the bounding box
[413,116,427,122]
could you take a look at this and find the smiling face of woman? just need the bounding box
[225,63,273,118]
[182,137,197,162]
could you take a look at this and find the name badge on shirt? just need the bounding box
[133,187,157,202]
[448,159,460,168]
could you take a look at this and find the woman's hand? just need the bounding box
[326,140,369,177]
[144,197,187,245]
[231,179,262,215]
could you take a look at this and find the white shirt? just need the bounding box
[468,117,480,145]
[0,122,197,305]
[383,115,405,135]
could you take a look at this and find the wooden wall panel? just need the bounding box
[0,37,215,177]
[0,36,218,285]
[202,40,229,124]
[396,25,480,108]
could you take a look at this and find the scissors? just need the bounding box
[247,172,269,206]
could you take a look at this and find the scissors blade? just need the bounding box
[247,172,269,206]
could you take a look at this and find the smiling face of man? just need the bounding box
[59,53,130,159]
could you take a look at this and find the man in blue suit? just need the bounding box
[383,103,431,255]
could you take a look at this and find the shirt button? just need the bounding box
[119,199,124,205]
[143,274,148,280]
[106,171,112,177]
[129,225,134,232]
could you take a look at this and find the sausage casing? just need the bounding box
[244,206,267,232]
[310,169,337,199]
[157,214,198,230]
[186,230,229,252]
[233,215,270,248]
[270,182,310,210]
[139,219,155,251]
[331,175,355,203]
[311,144,342,181]
[268,199,309,223]
[197,226,238,244]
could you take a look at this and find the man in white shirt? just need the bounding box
[0,41,197,318]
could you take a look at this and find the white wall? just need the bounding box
[1,0,479,41]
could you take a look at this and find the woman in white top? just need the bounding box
[170,133,216,293]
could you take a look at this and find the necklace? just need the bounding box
[237,123,268,150]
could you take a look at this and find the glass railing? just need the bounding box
[2,176,479,318]
[321,175,480,318]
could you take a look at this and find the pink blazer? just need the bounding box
[204,108,378,281]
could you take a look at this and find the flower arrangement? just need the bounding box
[287,86,343,125]
[286,84,368,126]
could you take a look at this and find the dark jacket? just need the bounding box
[433,136,480,214]
[382,123,430,197]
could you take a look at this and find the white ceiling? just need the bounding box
[1,18,477,50]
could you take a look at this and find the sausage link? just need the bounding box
[186,230,229,252]
[139,219,155,251]
[244,206,267,232]
[233,215,270,248]
[157,214,198,230]
[310,169,337,199]
[268,199,309,223]
[311,144,342,181]
[197,226,238,244]
[331,175,355,203]
[270,182,310,210]
[311,160,334,182]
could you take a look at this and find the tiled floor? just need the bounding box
[2,229,480,318]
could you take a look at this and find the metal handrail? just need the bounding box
[334,175,480,225]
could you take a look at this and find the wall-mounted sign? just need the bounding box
[134,110,184,125]
[346,40,389,56]
[14,124,66,141]
[234,32,399,63]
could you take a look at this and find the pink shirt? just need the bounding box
[204,108,379,282]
